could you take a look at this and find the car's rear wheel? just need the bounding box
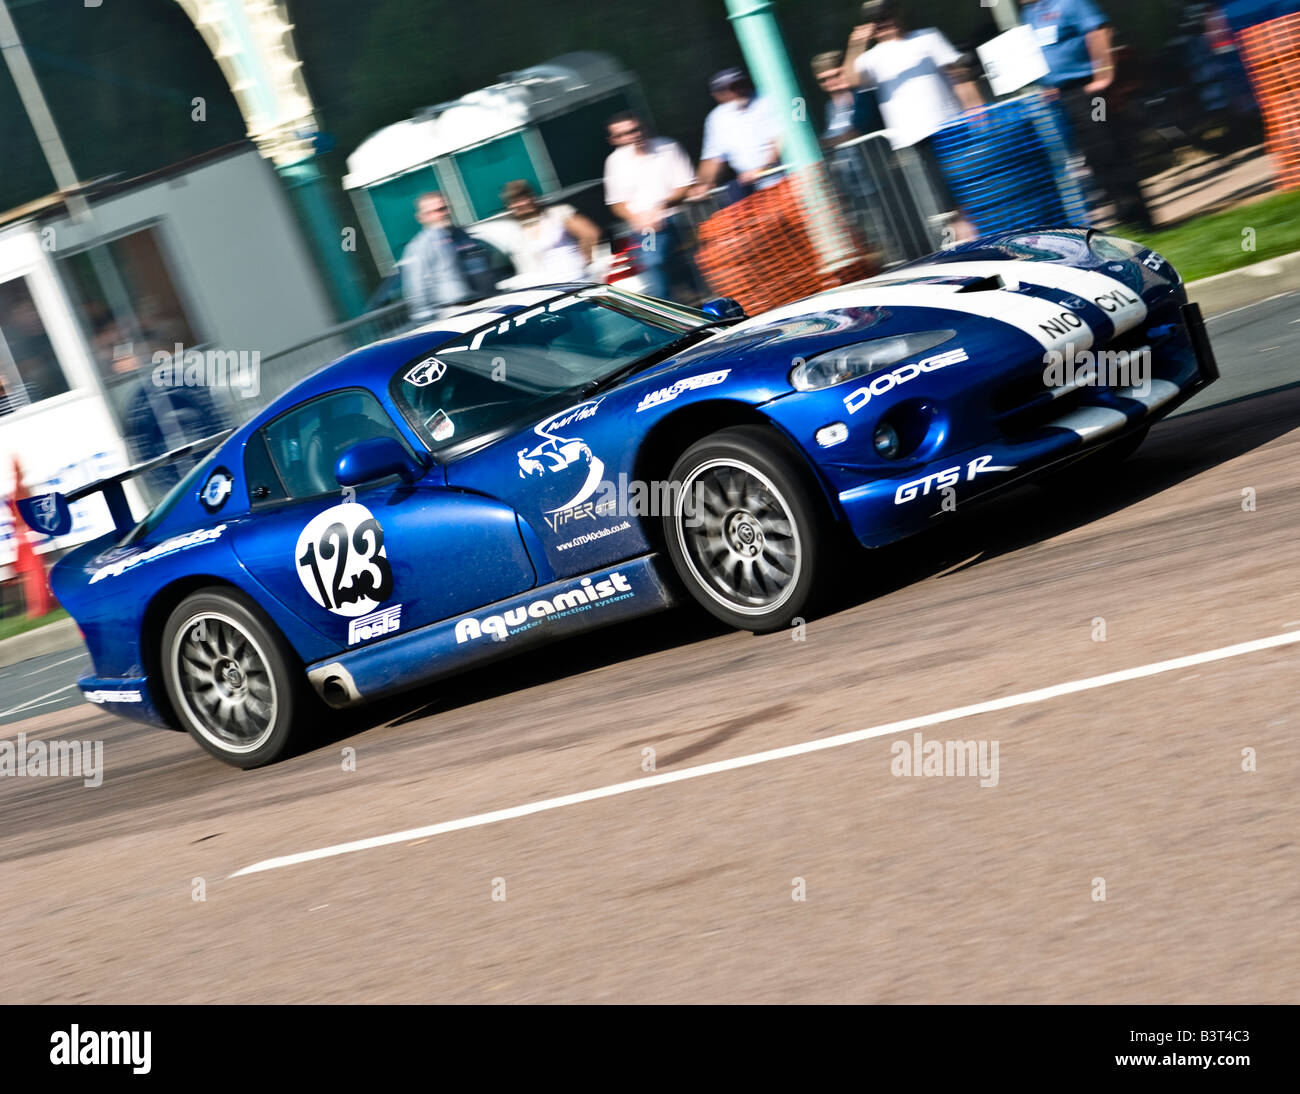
[160,587,304,768]
[664,426,828,633]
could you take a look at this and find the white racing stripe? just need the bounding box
[228,625,1300,878]
[1047,405,1129,441]
[893,260,1149,339]
[739,283,1096,354]
[736,259,1150,355]
[1115,378,1180,413]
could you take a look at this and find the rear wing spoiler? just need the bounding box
[16,431,232,539]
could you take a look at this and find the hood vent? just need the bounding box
[955,274,1007,293]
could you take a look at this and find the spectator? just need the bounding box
[498,180,602,284]
[1017,0,1155,231]
[811,50,883,148]
[398,192,498,321]
[843,0,981,236]
[112,343,226,496]
[692,68,784,202]
[843,1,982,147]
[603,111,695,301]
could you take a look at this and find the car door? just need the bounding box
[231,387,537,652]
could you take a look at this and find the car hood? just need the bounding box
[649,236,1176,389]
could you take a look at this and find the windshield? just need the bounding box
[390,291,706,454]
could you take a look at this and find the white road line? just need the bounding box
[0,684,76,720]
[20,652,87,677]
[1204,291,1297,322]
[229,626,1300,878]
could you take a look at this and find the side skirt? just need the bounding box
[306,554,679,708]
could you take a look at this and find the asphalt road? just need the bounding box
[0,648,91,727]
[1,291,1298,1002]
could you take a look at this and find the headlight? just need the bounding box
[790,330,955,392]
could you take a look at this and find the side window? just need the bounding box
[262,390,407,500]
[244,431,287,506]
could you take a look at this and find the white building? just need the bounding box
[0,142,336,575]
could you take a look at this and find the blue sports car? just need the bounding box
[23,228,1218,766]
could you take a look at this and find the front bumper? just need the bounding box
[838,302,1218,548]
[76,674,173,730]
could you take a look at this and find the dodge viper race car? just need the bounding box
[21,228,1219,767]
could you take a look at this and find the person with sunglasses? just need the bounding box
[603,111,696,301]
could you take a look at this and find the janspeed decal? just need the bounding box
[347,603,402,645]
[843,349,968,415]
[894,455,1014,505]
[200,467,233,512]
[517,400,606,513]
[404,356,446,386]
[454,571,634,644]
[294,503,394,617]
[89,524,228,584]
[636,369,730,412]
[84,689,143,704]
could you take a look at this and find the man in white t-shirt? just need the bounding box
[842,0,980,236]
[603,111,695,300]
[693,68,784,203]
[843,0,980,150]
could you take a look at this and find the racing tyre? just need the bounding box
[160,587,305,768]
[664,426,828,633]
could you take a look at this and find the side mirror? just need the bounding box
[701,297,746,321]
[335,437,423,488]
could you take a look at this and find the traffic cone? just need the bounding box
[7,456,55,618]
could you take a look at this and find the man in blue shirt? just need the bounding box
[399,193,499,322]
[1019,0,1154,231]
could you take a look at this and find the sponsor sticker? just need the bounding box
[544,496,616,533]
[454,571,634,644]
[553,520,631,551]
[200,468,233,512]
[636,369,730,412]
[517,400,606,513]
[83,689,143,704]
[427,409,454,442]
[20,492,69,536]
[347,603,402,644]
[404,357,446,386]
[843,348,967,415]
[89,524,228,584]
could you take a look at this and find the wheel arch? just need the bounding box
[631,399,842,542]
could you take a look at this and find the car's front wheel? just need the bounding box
[160,587,304,768]
[664,426,828,633]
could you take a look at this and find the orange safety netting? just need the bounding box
[1239,12,1300,191]
[692,168,877,315]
